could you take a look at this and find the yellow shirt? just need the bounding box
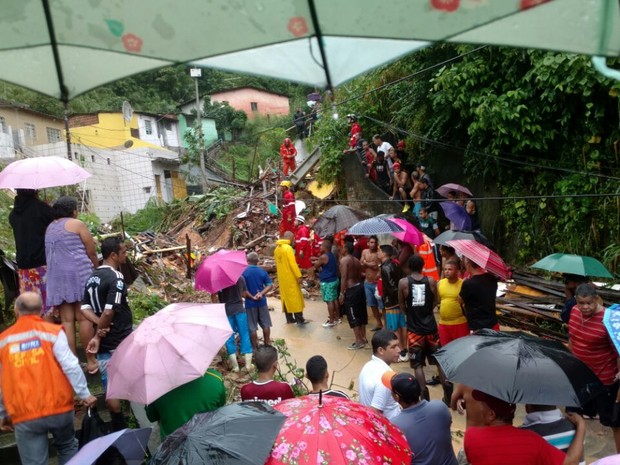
[438,278,466,325]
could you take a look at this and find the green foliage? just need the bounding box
[77,211,101,236]
[271,338,308,397]
[128,289,167,323]
[118,198,167,234]
[203,98,248,138]
[0,190,16,256]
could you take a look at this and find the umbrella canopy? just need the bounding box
[434,329,605,407]
[0,156,92,189]
[266,396,412,465]
[312,205,369,238]
[440,201,472,231]
[67,428,151,465]
[2,1,619,101]
[530,253,613,278]
[106,303,232,405]
[436,183,473,198]
[195,249,248,294]
[434,230,490,247]
[603,304,620,355]
[151,402,286,465]
[447,239,511,281]
[387,218,424,246]
[348,217,404,236]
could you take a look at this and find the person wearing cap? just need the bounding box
[294,215,312,270]
[274,231,307,325]
[358,329,402,419]
[347,114,362,139]
[464,389,585,465]
[384,371,457,465]
[280,138,297,176]
[390,162,412,213]
[242,252,273,349]
[279,180,296,237]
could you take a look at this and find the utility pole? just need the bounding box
[190,68,209,190]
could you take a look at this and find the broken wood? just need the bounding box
[142,245,186,255]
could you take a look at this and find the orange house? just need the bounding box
[210,86,289,119]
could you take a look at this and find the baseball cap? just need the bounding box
[392,162,401,171]
[381,371,421,403]
[471,390,516,418]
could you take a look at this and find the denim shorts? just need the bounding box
[97,352,113,392]
[364,281,384,310]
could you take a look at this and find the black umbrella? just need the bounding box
[151,402,286,465]
[312,205,369,237]
[434,330,604,407]
[433,229,490,247]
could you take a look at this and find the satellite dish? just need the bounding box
[122,101,134,122]
[124,140,134,148]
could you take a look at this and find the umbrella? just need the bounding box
[0,156,92,189]
[266,396,412,465]
[312,205,369,238]
[603,304,620,355]
[434,329,605,407]
[447,239,511,281]
[3,2,620,102]
[436,183,473,198]
[387,218,424,246]
[530,253,613,278]
[434,230,490,247]
[151,402,286,465]
[67,428,151,465]
[195,249,248,294]
[439,201,472,231]
[106,302,232,405]
[348,217,404,236]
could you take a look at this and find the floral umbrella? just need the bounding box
[2,1,619,102]
[266,395,412,465]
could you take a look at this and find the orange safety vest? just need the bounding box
[0,315,74,424]
[418,242,440,280]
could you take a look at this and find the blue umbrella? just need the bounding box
[67,428,151,465]
[604,304,620,355]
[347,217,404,236]
[440,201,472,231]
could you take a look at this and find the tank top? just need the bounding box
[319,252,338,283]
[406,275,438,335]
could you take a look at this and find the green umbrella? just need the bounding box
[530,253,613,278]
[2,0,620,102]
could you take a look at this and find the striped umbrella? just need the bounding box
[348,217,404,236]
[387,218,424,246]
[447,239,511,281]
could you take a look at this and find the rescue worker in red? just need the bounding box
[279,180,296,237]
[294,215,312,270]
[347,114,362,138]
[280,138,297,176]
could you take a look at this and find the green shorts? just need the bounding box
[320,279,340,302]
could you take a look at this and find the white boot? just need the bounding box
[228,354,240,373]
[244,353,254,373]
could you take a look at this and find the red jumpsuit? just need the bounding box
[279,189,296,236]
[294,224,312,269]
[280,143,297,176]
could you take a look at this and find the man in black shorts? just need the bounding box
[398,254,438,401]
[339,241,367,350]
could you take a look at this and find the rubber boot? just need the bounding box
[244,353,254,373]
[228,354,240,373]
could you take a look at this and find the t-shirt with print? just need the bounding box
[240,380,294,406]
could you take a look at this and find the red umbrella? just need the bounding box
[194,249,248,294]
[387,218,424,246]
[266,396,412,465]
[447,239,512,281]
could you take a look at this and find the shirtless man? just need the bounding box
[339,241,367,350]
[360,236,384,331]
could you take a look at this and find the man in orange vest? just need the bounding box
[0,292,97,465]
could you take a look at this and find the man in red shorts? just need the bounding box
[398,254,438,402]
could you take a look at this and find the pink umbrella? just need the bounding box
[194,249,248,294]
[447,239,512,281]
[436,183,473,198]
[106,302,232,405]
[0,156,92,189]
[387,218,424,246]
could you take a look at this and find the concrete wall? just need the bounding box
[0,106,64,149]
[211,88,289,119]
[177,114,218,149]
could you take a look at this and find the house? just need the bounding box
[0,100,65,159]
[210,86,289,119]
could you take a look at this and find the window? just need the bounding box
[163,120,171,131]
[144,120,153,135]
[46,127,62,143]
[0,116,7,134]
[25,123,36,141]
[250,102,258,112]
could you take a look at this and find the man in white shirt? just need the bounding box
[373,134,394,172]
[358,329,402,419]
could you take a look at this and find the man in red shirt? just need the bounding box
[280,138,297,176]
[568,284,620,452]
[294,215,312,270]
[279,181,296,237]
[240,345,294,406]
[464,389,585,465]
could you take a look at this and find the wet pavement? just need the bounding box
[267,296,617,462]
